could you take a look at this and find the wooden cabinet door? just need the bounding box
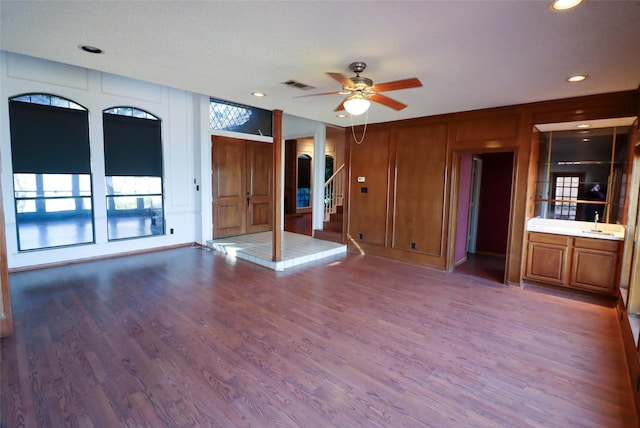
[571,248,617,293]
[570,238,620,294]
[246,141,272,234]
[525,233,570,285]
[212,137,272,238]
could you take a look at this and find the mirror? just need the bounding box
[533,118,635,224]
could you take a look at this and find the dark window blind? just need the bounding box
[103,113,162,176]
[9,101,91,174]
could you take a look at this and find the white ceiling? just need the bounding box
[1,1,639,127]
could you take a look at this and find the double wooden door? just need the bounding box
[212,136,272,238]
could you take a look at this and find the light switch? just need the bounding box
[357,176,366,183]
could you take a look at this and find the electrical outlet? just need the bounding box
[170,228,174,234]
[359,233,363,240]
[411,242,416,249]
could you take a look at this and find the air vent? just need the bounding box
[282,80,315,91]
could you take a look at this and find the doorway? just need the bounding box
[211,136,272,238]
[455,151,514,283]
[284,138,314,236]
[467,156,482,254]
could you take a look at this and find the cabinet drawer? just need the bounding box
[528,232,570,246]
[573,237,620,252]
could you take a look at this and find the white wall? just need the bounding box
[282,114,327,232]
[0,52,333,268]
[0,52,199,269]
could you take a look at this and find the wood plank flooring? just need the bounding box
[284,213,312,236]
[1,247,637,427]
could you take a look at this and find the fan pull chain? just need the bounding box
[350,110,368,145]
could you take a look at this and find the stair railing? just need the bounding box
[324,163,345,222]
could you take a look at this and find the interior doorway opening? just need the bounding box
[454,151,515,284]
[284,138,314,236]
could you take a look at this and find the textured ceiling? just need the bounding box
[1,1,639,126]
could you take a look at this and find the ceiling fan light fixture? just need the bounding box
[567,74,587,82]
[551,0,583,11]
[343,93,370,116]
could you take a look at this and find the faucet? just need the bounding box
[594,212,599,230]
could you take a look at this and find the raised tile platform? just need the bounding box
[206,231,347,271]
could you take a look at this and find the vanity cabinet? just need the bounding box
[526,232,571,286]
[525,232,621,294]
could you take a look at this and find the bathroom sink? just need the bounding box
[581,229,615,236]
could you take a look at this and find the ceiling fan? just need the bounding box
[300,61,423,115]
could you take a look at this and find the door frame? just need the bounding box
[447,148,517,284]
[467,156,482,254]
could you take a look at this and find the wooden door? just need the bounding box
[246,141,272,234]
[212,136,272,238]
[212,137,247,238]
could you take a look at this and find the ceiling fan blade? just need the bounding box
[326,72,353,87]
[333,99,346,112]
[370,93,407,111]
[372,77,422,93]
[294,91,341,98]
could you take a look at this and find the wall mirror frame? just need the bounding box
[533,117,636,225]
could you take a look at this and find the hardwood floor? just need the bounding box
[1,247,637,427]
[284,213,312,236]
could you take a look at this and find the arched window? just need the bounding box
[8,94,94,250]
[103,107,164,240]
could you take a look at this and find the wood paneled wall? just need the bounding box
[345,89,639,284]
[348,129,390,247]
[392,124,448,257]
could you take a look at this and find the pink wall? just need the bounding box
[455,154,473,263]
[476,152,513,256]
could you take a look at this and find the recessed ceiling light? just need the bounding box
[251,92,266,97]
[582,138,590,142]
[577,124,591,129]
[336,114,348,118]
[551,0,583,11]
[80,45,103,54]
[567,74,588,82]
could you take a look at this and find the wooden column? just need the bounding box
[272,110,283,262]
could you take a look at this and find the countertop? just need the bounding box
[526,218,625,241]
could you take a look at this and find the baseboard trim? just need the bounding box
[454,256,467,267]
[8,242,195,273]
